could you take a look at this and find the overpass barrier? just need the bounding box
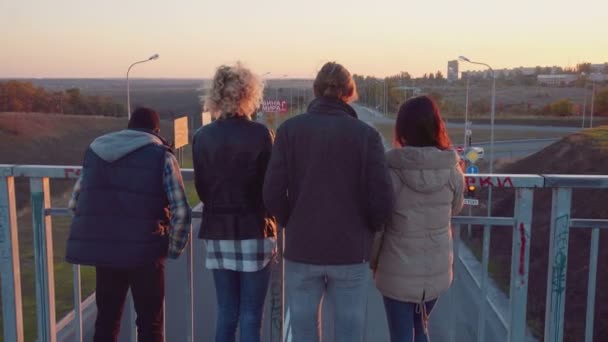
[1,164,607,342]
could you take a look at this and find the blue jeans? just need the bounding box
[284,259,370,342]
[383,296,438,342]
[212,265,271,342]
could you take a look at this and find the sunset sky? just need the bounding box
[1,0,606,79]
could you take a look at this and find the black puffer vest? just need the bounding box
[66,143,171,268]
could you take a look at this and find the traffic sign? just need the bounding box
[173,116,189,149]
[464,198,479,206]
[465,129,472,136]
[465,150,479,163]
[466,165,479,174]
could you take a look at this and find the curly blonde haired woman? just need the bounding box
[192,63,276,342]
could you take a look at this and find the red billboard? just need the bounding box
[262,100,288,114]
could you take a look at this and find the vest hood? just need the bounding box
[386,146,459,193]
[90,129,165,163]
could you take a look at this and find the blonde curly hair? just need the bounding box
[203,63,264,118]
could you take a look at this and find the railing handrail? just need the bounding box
[2,164,608,342]
[5,164,608,189]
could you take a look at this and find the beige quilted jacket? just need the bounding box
[372,146,464,303]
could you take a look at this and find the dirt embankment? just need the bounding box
[0,112,174,209]
[470,127,608,341]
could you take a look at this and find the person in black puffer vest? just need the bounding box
[66,107,192,342]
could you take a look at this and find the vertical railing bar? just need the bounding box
[544,187,572,342]
[273,228,284,342]
[508,188,534,342]
[449,223,462,342]
[584,227,599,342]
[162,300,166,342]
[30,177,57,342]
[0,174,25,342]
[467,206,472,239]
[125,292,137,342]
[187,239,194,342]
[72,265,83,342]
[477,224,491,342]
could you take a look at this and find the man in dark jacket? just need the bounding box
[263,62,395,342]
[66,107,191,342]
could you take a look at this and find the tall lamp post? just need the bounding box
[459,55,496,342]
[459,55,496,180]
[590,81,596,128]
[370,78,386,114]
[127,53,159,118]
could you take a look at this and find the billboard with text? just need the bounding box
[262,100,288,114]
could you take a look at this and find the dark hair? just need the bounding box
[313,62,358,102]
[394,96,451,150]
[128,107,160,133]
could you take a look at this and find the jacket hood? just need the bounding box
[90,129,167,162]
[386,146,459,193]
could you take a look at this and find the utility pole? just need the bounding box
[582,83,587,128]
[590,82,596,128]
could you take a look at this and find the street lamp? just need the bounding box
[464,72,471,149]
[459,54,497,342]
[458,56,496,175]
[126,53,159,118]
[370,78,386,114]
[590,81,597,128]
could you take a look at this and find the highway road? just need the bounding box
[353,104,580,133]
[353,104,572,159]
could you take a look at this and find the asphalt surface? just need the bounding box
[352,104,574,159]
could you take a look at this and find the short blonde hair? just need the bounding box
[203,63,264,118]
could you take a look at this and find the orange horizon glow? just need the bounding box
[1,0,607,79]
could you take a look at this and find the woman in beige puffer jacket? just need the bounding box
[371,96,464,342]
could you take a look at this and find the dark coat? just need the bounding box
[192,115,277,240]
[263,97,395,265]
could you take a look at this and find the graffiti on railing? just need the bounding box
[466,176,514,188]
[518,222,529,286]
[63,168,81,178]
[551,216,569,293]
[550,214,569,337]
[0,204,7,251]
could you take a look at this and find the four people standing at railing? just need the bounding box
[62,63,464,342]
[65,107,192,342]
[192,63,277,342]
[263,62,396,342]
[370,96,465,342]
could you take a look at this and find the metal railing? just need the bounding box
[1,165,607,342]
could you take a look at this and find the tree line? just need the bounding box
[0,80,126,116]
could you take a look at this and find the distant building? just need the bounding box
[537,74,577,86]
[461,70,492,80]
[519,67,537,76]
[591,63,608,73]
[447,60,459,82]
[589,73,608,82]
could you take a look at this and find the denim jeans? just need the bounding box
[212,265,271,342]
[94,260,165,342]
[382,296,438,342]
[284,259,370,342]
